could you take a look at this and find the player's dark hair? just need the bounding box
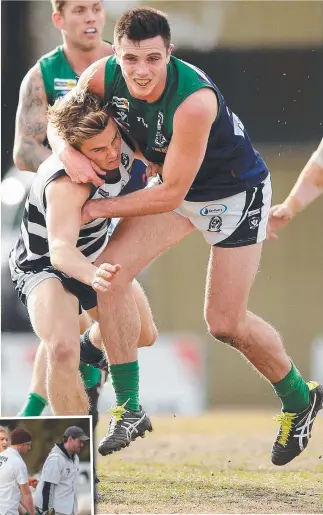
[114,7,171,48]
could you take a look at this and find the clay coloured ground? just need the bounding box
[96,410,323,514]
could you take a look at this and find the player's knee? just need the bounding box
[205,315,242,348]
[47,338,79,366]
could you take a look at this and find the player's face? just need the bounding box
[71,437,85,454]
[20,442,32,456]
[0,432,9,451]
[54,1,106,51]
[80,120,122,171]
[115,36,173,102]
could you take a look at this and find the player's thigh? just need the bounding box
[27,278,80,348]
[94,211,195,280]
[204,242,263,321]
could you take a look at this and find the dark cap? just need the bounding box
[63,426,90,441]
[11,428,32,445]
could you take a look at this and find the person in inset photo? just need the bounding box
[0,428,35,515]
[0,425,10,451]
[34,426,90,515]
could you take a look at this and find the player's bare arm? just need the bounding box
[47,58,108,186]
[19,484,35,515]
[46,175,120,291]
[82,88,218,221]
[13,64,51,172]
[267,139,323,240]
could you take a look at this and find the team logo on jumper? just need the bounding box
[66,468,70,475]
[121,153,130,169]
[248,215,260,229]
[154,112,168,148]
[200,204,227,216]
[112,96,130,127]
[208,216,222,232]
[98,188,110,198]
[54,78,77,91]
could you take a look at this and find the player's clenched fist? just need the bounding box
[28,476,39,488]
[91,263,121,292]
[267,203,294,241]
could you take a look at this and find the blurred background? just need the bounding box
[0,417,92,514]
[1,1,323,414]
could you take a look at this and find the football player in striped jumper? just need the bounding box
[9,88,155,449]
[12,0,146,423]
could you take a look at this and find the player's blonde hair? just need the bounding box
[0,426,10,436]
[47,86,114,149]
[51,0,66,14]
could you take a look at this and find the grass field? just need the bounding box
[96,410,323,514]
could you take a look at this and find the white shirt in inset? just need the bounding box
[0,447,29,515]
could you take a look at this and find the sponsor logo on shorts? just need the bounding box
[208,215,222,232]
[248,208,261,216]
[98,188,110,198]
[248,216,260,229]
[200,204,227,216]
[54,78,77,91]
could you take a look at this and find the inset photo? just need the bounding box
[0,417,93,515]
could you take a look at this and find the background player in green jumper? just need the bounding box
[49,7,323,464]
[13,0,114,420]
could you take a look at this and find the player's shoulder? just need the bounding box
[176,88,218,123]
[78,55,115,96]
[20,61,44,91]
[38,45,62,65]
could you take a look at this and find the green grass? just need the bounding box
[95,411,323,513]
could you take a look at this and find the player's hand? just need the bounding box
[91,263,121,293]
[59,144,106,187]
[28,477,39,488]
[267,203,293,240]
[146,162,163,178]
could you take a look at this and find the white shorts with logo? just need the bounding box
[174,174,271,247]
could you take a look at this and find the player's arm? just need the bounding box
[267,138,323,240]
[82,88,218,220]
[19,484,35,515]
[13,63,51,172]
[46,176,120,291]
[47,59,107,186]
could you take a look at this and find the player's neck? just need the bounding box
[62,40,111,76]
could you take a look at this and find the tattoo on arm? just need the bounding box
[13,63,52,172]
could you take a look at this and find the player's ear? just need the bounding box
[166,44,174,64]
[112,45,120,65]
[52,11,63,30]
